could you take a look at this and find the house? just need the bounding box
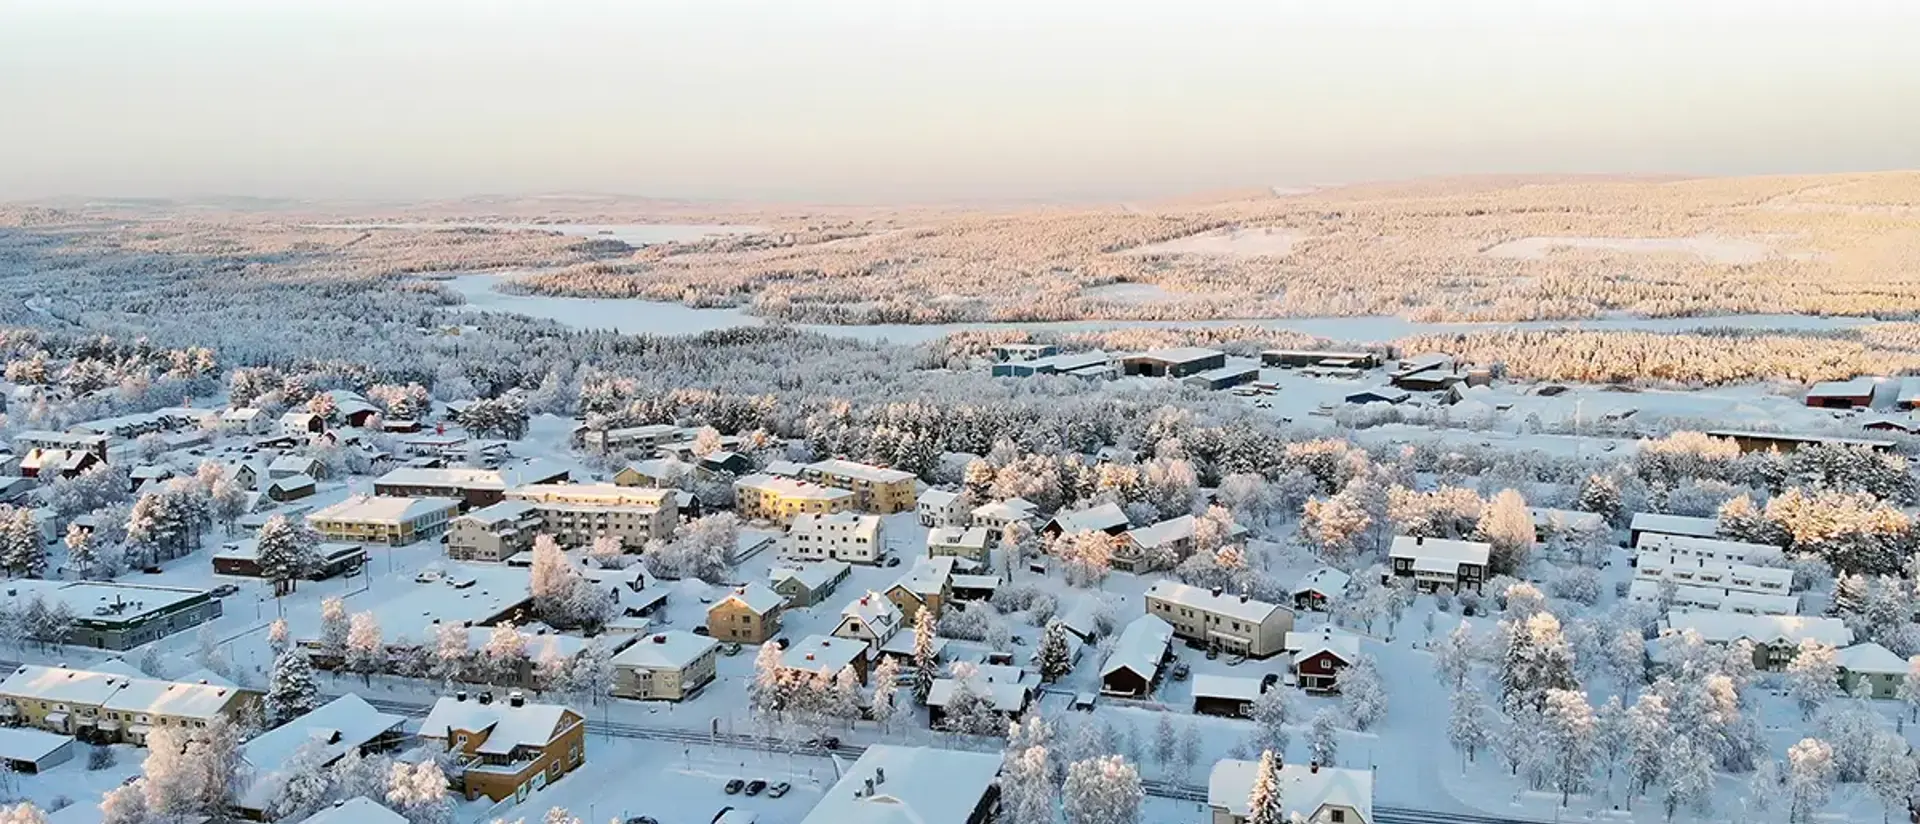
[832,591,904,653]
[278,412,324,439]
[1192,674,1269,718]
[1144,581,1295,658]
[266,454,323,481]
[1209,758,1374,824]
[1836,642,1908,699]
[970,498,1037,543]
[1263,349,1381,369]
[784,512,885,565]
[1100,615,1174,698]
[1387,535,1491,592]
[0,665,260,745]
[19,448,100,479]
[222,407,269,433]
[698,451,754,477]
[290,798,407,824]
[1633,551,1793,596]
[128,464,175,493]
[214,539,366,580]
[1042,502,1130,539]
[613,458,694,488]
[1285,627,1361,693]
[1343,387,1410,406]
[707,584,785,643]
[950,573,1000,603]
[1860,416,1918,434]
[212,461,259,491]
[0,580,224,650]
[417,693,586,802]
[445,500,543,562]
[1701,429,1897,454]
[1115,514,1243,573]
[1805,377,1878,409]
[374,461,571,511]
[0,476,33,505]
[992,343,1060,362]
[505,484,679,548]
[1634,532,1769,563]
[266,473,317,502]
[1628,512,1722,547]
[1291,567,1350,612]
[769,560,852,608]
[0,727,75,774]
[927,526,992,565]
[12,431,109,461]
[307,495,459,546]
[1630,580,1799,616]
[917,488,970,528]
[927,664,1034,728]
[887,556,958,622]
[798,745,1004,824]
[1527,507,1607,541]
[610,631,719,701]
[234,695,406,818]
[1656,612,1854,672]
[779,635,869,684]
[1119,348,1227,378]
[734,474,857,524]
[1898,378,1920,411]
[801,459,918,514]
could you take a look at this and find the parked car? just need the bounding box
[806,736,840,750]
[1170,662,1190,681]
[744,779,767,796]
[141,565,163,574]
[885,557,901,567]
[694,626,712,636]
[625,817,658,824]
[211,584,240,597]
[1072,692,1097,712]
[767,782,791,798]
[723,642,743,656]
[723,779,744,795]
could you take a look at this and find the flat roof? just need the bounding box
[807,458,916,484]
[0,726,74,762]
[333,564,534,637]
[1125,347,1223,365]
[0,580,209,626]
[308,495,460,525]
[509,483,673,507]
[610,631,717,670]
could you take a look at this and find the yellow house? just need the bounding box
[706,584,785,643]
[418,693,586,803]
[733,474,856,524]
[0,665,260,746]
[307,495,461,546]
[802,459,917,514]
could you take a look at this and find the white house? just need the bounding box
[785,512,885,565]
[1387,535,1491,592]
[278,412,324,440]
[1208,759,1374,824]
[832,591,904,653]
[917,489,970,528]
[970,498,1037,542]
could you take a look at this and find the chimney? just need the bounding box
[478,692,493,705]
[1210,587,1223,598]
[1310,761,1320,774]
[509,691,525,707]
[1239,594,1249,603]
[455,691,468,702]
[864,778,875,796]
[875,767,886,784]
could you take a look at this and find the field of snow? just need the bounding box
[1482,235,1777,265]
[1122,228,1302,258]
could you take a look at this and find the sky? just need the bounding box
[3,0,1919,203]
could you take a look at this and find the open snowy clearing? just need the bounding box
[1482,235,1776,265]
[1076,283,1210,304]
[1122,227,1302,257]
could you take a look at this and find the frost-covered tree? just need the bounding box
[1036,621,1074,683]
[1308,709,1340,767]
[1002,731,1055,824]
[62,524,98,581]
[1624,693,1669,807]
[1500,612,1578,715]
[1178,720,1202,779]
[432,622,468,686]
[265,649,320,726]
[1057,530,1113,588]
[568,638,614,705]
[870,656,901,732]
[1866,732,1917,823]
[1785,738,1835,824]
[1448,687,1490,768]
[1248,684,1290,756]
[1477,489,1535,575]
[1299,494,1369,569]
[912,606,938,704]
[1061,755,1142,824]
[1338,655,1386,730]
[1539,689,1597,806]
[100,781,148,824]
[1432,620,1476,689]
[318,595,349,660]
[345,612,384,685]
[1,509,44,579]
[1245,749,1287,824]
[1149,713,1177,770]
[1661,735,1714,820]
[386,761,453,824]
[258,515,319,596]
[1898,656,1920,721]
[1785,639,1837,719]
[482,622,529,686]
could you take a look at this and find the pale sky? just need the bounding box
[3,0,1918,202]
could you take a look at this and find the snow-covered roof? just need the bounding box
[763,460,805,477]
[292,798,408,824]
[1126,515,1196,549]
[1129,347,1223,365]
[712,583,784,615]
[419,696,575,755]
[971,498,1037,521]
[1837,642,1909,675]
[343,564,534,635]
[1101,615,1173,680]
[917,488,961,509]
[1528,507,1606,534]
[1292,567,1351,598]
[456,499,541,528]
[1900,378,1920,405]
[1050,502,1129,534]
[779,635,865,677]
[239,696,404,809]
[610,631,717,671]
[269,454,319,473]
[807,458,915,485]
[880,628,948,659]
[735,474,856,502]
[1209,759,1374,823]
[223,407,263,421]
[0,726,73,762]
[0,665,128,705]
[1629,512,1720,540]
[1633,551,1794,592]
[0,580,211,627]
[1056,599,1102,639]
[840,592,903,635]
[951,574,1001,591]
[1634,532,1770,561]
[269,473,316,493]
[800,745,1004,824]
[1388,535,1491,567]
[1630,579,1800,616]
[307,495,459,525]
[1346,387,1410,404]
[1285,628,1361,663]
[927,676,1031,713]
[1191,674,1264,702]
[791,511,882,539]
[510,483,672,508]
[101,675,248,719]
[893,556,957,596]
[770,560,851,592]
[623,457,694,481]
[927,526,990,550]
[376,460,568,491]
[1807,377,1878,399]
[1661,611,1853,648]
[1145,580,1287,624]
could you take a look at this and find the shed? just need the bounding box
[0,727,74,773]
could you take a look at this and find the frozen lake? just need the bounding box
[442,273,1879,344]
[318,221,757,247]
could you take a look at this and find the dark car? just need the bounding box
[695,626,712,636]
[885,556,901,567]
[744,779,767,796]
[724,779,744,795]
[807,736,840,750]
[767,782,791,798]
[211,583,240,597]
[141,565,164,574]
[625,818,658,824]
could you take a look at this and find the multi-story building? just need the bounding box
[1386,535,1490,592]
[734,474,857,524]
[610,631,719,701]
[886,556,957,622]
[799,746,1005,824]
[785,512,885,564]
[1633,551,1793,596]
[926,526,992,565]
[1208,759,1374,824]
[769,560,852,608]
[417,693,586,802]
[373,461,570,511]
[0,580,224,650]
[1657,611,1854,671]
[307,495,460,546]
[970,498,1037,544]
[831,591,903,654]
[1144,581,1295,659]
[801,459,917,514]
[0,665,260,746]
[706,584,785,643]
[916,489,970,528]
[445,501,544,562]
[505,484,678,548]
[234,695,406,819]
[778,635,870,684]
[612,457,695,488]
[1634,532,1772,563]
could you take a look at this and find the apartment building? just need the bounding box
[917,488,970,528]
[926,526,992,565]
[1,580,224,651]
[505,484,679,547]
[1634,533,1774,564]
[1386,535,1490,592]
[373,461,571,511]
[1633,551,1793,595]
[734,474,857,524]
[784,511,885,565]
[706,584,785,643]
[1144,581,1296,659]
[1657,612,1853,671]
[0,665,260,746]
[610,631,719,701]
[801,459,917,514]
[445,501,544,562]
[307,495,461,546]
[418,693,586,802]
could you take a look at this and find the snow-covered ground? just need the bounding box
[317,223,758,247]
[1482,235,1781,265]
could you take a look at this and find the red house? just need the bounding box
[1285,628,1360,694]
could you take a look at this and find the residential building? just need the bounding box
[1285,627,1361,693]
[832,591,903,653]
[734,474,857,524]
[1344,387,1410,406]
[1635,532,1770,563]
[612,458,694,488]
[779,635,869,684]
[307,495,459,546]
[0,580,223,650]
[1703,429,1896,454]
[917,488,970,527]
[266,474,316,502]
[214,540,366,580]
[0,665,259,745]
[1209,759,1374,824]
[802,459,917,514]
[445,500,543,562]
[19,448,100,479]
[1191,674,1269,718]
[268,455,325,481]
[278,412,324,439]
[1291,567,1350,612]
[698,451,753,477]
[610,631,719,701]
[1628,513,1721,547]
[1633,551,1793,595]
[580,423,684,455]
[769,560,852,608]
[222,407,268,433]
[1805,377,1878,409]
[798,745,1004,824]
[1119,348,1227,378]
[784,511,885,565]
[417,693,586,802]
[373,461,571,511]
[1629,580,1798,616]
[1099,615,1174,698]
[927,526,991,565]
[1115,514,1244,573]
[1387,535,1490,592]
[234,695,406,819]
[707,584,785,643]
[1041,502,1130,538]
[927,664,1033,728]
[1656,612,1854,671]
[291,798,407,824]
[1144,581,1295,658]
[11,431,109,461]
[1527,507,1607,541]
[505,484,678,547]
[1837,642,1908,699]
[886,556,958,622]
[970,498,1037,543]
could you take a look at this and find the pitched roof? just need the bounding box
[840,591,903,636]
[610,631,717,670]
[292,799,408,824]
[238,695,405,809]
[1837,642,1909,675]
[917,488,961,509]
[1661,611,1853,647]
[1209,759,1374,822]
[971,498,1037,521]
[1388,535,1491,567]
[807,458,915,484]
[1126,515,1197,549]
[1146,580,1288,624]
[779,635,865,677]
[1285,628,1361,663]
[418,696,574,755]
[800,745,1004,824]
[1191,674,1264,702]
[711,583,784,615]
[1807,377,1878,398]
[308,495,459,525]
[1050,502,1129,533]
[1292,567,1351,597]
[1101,615,1173,680]
[770,560,851,591]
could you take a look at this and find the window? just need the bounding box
[1330,812,1345,823]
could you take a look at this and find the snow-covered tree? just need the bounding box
[1661,735,1714,820]
[432,622,469,686]
[1036,621,1074,683]
[1308,709,1340,767]
[1785,738,1835,824]
[1539,689,1596,806]
[265,649,320,726]
[1747,759,1784,821]
[1785,640,1837,719]
[1499,612,1577,715]
[1057,530,1113,588]
[1432,620,1476,689]
[1061,755,1143,824]
[1477,489,1534,575]
[257,514,319,596]
[1866,732,1917,824]
[1245,749,1287,824]
[1899,656,1920,722]
[345,612,384,685]
[912,606,938,704]
[1338,655,1386,730]
[1177,720,1201,779]
[567,638,614,705]
[264,740,336,822]
[1447,687,1490,768]
[1299,494,1370,569]
[317,595,349,661]
[1,509,44,579]
[1149,713,1177,770]
[1248,684,1290,757]
[386,761,453,824]
[482,622,528,686]
[62,524,98,581]
[871,656,901,732]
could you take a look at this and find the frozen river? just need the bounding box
[442,272,1879,345]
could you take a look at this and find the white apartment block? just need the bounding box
[1635,533,1775,564]
[785,512,885,565]
[1628,579,1799,616]
[505,484,679,547]
[1633,550,1793,595]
